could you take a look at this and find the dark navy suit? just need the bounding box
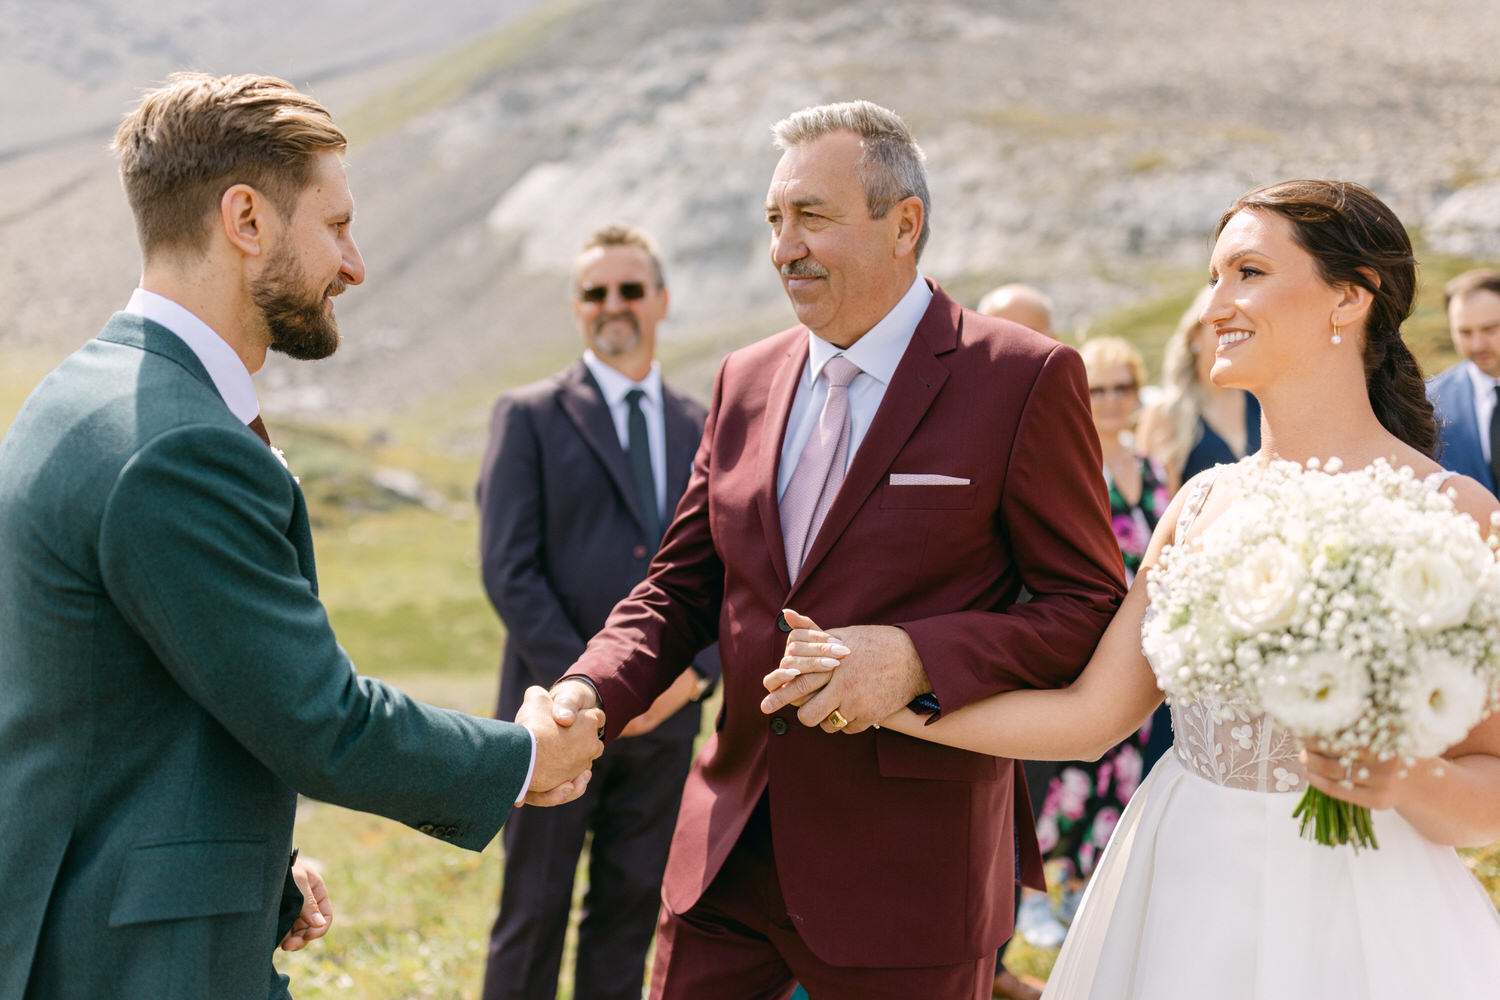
[477,359,718,1000]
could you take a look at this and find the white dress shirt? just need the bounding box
[582,350,669,521]
[777,272,933,499]
[1465,360,1500,465]
[124,287,539,802]
[124,288,261,424]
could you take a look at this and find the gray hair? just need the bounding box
[771,100,931,260]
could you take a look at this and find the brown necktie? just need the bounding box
[248,414,271,447]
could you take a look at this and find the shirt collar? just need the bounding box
[124,288,260,425]
[582,349,663,408]
[1465,359,1500,394]
[806,271,931,386]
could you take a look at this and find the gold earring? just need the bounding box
[1331,317,1342,345]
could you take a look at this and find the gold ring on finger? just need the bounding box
[826,709,849,730]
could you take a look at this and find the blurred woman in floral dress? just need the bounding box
[1032,337,1165,915]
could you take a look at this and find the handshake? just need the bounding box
[514,683,607,807]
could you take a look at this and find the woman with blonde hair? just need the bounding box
[1138,286,1261,494]
[1029,336,1167,924]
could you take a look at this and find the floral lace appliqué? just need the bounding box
[1147,463,1306,794]
[1169,695,1305,792]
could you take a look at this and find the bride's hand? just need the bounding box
[1300,746,1433,811]
[760,609,850,712]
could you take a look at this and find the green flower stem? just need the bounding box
[1292,787,1379,852]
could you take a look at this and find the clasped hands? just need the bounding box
[515,685,605,807]
[759,609,930,733]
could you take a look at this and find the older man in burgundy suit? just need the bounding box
[547,101,1126,999]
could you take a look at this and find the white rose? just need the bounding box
[1222,538,1305,633]
[1385,549,1477,631]
[1142,620,1189,687]
[1258,649,1369,737]
[1401,651,1489,757]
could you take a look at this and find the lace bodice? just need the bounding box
[1146,462,1459,794]
[1147,468,1306,793]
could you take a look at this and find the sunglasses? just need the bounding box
[1089,382,1139,398]
[578,282,648,304]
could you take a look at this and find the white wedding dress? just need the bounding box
[1042,469,1500,1000]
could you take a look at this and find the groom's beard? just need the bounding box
[254,243,345,361]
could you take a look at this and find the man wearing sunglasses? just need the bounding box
[476,225,720,1000]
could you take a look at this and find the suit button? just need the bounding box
[770,717,789,735]
[418,824,434,834]
[633,544,647,558]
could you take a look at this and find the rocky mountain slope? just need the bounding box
[6,0,1500,419]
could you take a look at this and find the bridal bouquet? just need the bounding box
[1141,457,1500,849]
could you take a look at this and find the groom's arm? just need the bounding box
[99,425,598,845]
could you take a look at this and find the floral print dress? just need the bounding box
[1035,456,1169,880]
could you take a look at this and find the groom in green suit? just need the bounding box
[0,73,604,1000]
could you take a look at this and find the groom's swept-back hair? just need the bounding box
[112,72,347,257]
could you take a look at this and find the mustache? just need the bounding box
[591,311,640,336]
[781,259,829,279]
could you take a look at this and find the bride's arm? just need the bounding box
[762,477,1207,760]
[878,577,1163,760]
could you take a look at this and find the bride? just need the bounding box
[764,180,1500,999]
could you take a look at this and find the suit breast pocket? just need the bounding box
[108,836,269,927]
[878,483,979,510]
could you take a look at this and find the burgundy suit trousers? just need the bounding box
[648,797,991,1000]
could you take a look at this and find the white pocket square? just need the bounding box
[888,473,971,486]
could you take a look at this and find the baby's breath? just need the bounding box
[1141,459,1500,847]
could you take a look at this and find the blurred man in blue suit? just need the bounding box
[1428,268,1500,496]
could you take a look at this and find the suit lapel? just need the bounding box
[756,337,810,593]
[789,286,959,594]
[555,361,653,535]
[1447,376,1490,488]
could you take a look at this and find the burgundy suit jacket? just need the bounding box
[570,281,1127,968]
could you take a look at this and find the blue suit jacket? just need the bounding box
[1428,362,1497,494]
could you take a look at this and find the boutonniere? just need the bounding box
[270,446,300,484]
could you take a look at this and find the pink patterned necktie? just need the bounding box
[781,355,860,583]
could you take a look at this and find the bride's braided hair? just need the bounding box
[1215,180,1437,458]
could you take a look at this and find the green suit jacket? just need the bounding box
[0,314,532,999]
